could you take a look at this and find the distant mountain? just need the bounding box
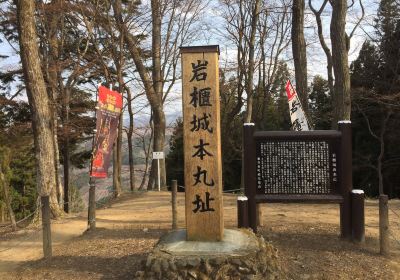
[122,111,182,128]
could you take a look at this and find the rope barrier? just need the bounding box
[223,188,243,193]
[388,205,400,247]
[389,229,400,247]
[0,206,38,229]
[0,186,113,232]
[2,184,399,253]
[172,185,243,194]
[0,226,42,253]
[389,207,400,219]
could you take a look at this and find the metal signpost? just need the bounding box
[153,151,164,191]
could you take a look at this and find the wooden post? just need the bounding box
[237,196,249,228]
[243,123,257,233]
[351,190,365,243]
[171,180,178,230]
[256,204,263,227]
[41,196,52,258]
[88,177,96,230]
[0,203,4,223]
[379,194,389,255]
[181,45,223,241]
[338,121,352,239]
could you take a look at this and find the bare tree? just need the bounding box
[310,0,364,125]
[330,0,351,120]
[0,149,17,231]
[135,122,154,190]
[354,91,399,195]
[124,86,137,191]
[244,0,261,123]
[255,2,291,126]
[330,0,364,121]
[43,0,64,208]
[220,0,292,125]
[17,0,59,256]
[309,0,334,99]
[112,0,208,190]
[292,0,308,112]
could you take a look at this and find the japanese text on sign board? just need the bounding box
[188,60,216,213]
[256,140,338,194]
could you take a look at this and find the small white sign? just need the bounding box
[153,152,164,159]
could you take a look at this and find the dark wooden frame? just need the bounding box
[243,122,353,238]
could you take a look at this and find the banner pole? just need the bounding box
[158,158,161,192]
[88,84,99,230]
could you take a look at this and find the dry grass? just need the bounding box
[0,192,399,280]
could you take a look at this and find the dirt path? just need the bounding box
[0,192,399,279]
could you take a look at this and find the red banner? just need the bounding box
[90,86,123,178]
[285,80,296,101]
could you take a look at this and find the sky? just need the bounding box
[0,0,380,127]
[160,0,379,126]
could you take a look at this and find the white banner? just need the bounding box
[285,80,310,131]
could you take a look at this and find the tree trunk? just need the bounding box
[17,0,58,197]
[0,167,17,231]
[113,113,123,197]
[62,87,70,213]
[292,0,308,113]
[379,195,389,255]
[148,108,166,190]
[17,0,57,257]
[47,0,63,208]
[41,196,52,258]
[377,110,391,195]
[112,0,166,191]
[112,146,119,197]
[53,120,63,207]
[1,204,5,223]
[139,123,153,190]
[309,0,335,127]
[330,0,351,120]
[126,88,135,191]
[49,186,62,218]
[147,0,166,190]
[244,0,261,123]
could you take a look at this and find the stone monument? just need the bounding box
[134,46,283,280]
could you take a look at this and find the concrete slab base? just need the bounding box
[134,228,284,280]
[158,229,259,256]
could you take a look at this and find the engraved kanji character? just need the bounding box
[190,60,208,82]
[192,139,213,160]
[193,166,215,186]
[189,87,212,108]
[190,113,213,133]
[192,192,215,213]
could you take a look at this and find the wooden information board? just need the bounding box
[180,45,223,241]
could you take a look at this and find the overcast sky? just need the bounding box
[0,0,380,127]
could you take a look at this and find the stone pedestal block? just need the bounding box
[134,229,284,280]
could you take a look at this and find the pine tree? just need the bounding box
[165,119,184,188]
[350,0,400,197]
[309,76,332,130]
[375,0,400,93]
[350,41,379,89]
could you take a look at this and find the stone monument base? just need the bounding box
[134,229,283,280]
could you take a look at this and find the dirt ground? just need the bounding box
[0,191,399,279]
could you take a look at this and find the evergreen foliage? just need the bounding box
[166,118,184,188]
[350,0,400,197]
[309,76,332,130]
